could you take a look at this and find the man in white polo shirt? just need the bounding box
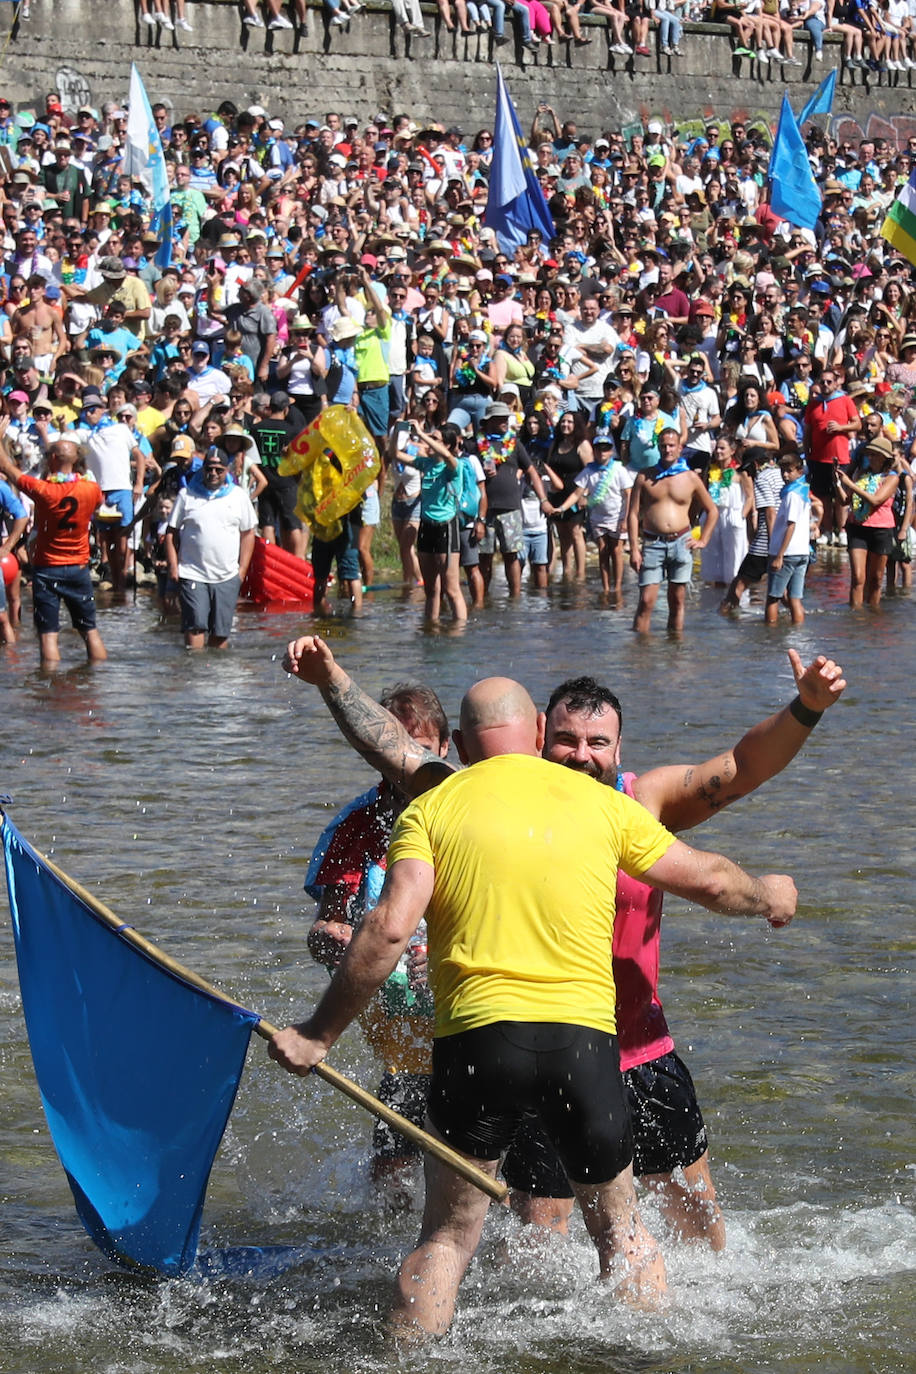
[164,446,256,650]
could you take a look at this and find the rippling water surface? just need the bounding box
[0,556,914,1374]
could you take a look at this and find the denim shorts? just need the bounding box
[391,495,421,524]
[311,522,361,583]
[99,488,134,528]
[638,531,694,586]
[767,553,808,601]
[359,482,380,527]
[32,564,97,634]
[522,528,549,566]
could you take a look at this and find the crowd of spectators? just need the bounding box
[119,0,916,69]
[0,89,913,654]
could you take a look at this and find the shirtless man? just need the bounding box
[10,275,67,376]
[627,428,718,633]
[280,635,845,1252]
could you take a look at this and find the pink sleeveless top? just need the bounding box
[613,772,676,1072]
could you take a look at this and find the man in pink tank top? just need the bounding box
[501,661,845,1247]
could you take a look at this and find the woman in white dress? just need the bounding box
[701,434,750,584]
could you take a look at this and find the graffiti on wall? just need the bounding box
[55,67,92,116]
[829,111,916,148]
[636,104,776,145]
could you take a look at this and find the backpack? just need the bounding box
[456,456,480,522]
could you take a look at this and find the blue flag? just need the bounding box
[768,93,822,232]
[2,816,258,1276]
[483,66,554,254]
[125,63,173,269]
[797,69,836,129]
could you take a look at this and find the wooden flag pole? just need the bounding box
[30,838,507,1203]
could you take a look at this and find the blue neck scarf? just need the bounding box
[653,457,690,480]
[782,474,810,500]
[188,470,232,500]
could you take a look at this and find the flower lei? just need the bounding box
[539,357,565,382]
[707,462,737,502]
[455,345,477,387]
[478,427,517,467]
[48,471,87,483]
[850,471,882,520]
[596,399,622,429]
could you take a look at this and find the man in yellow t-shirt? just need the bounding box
[270,677,797,1337]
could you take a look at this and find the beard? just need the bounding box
[557,754,606,782]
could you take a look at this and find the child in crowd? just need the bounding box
[764,452,818,626]
[548,434,633,594]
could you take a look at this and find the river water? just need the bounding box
[0,554,914,1374]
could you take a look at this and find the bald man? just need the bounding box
[0,438,107,666]
[270,675,796,1337]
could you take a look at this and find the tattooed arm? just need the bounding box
[631,650,846,833]
[283,635,456,797]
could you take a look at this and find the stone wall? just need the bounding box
[6,0,916,141]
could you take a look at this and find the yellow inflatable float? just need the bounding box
[279,405,381,541]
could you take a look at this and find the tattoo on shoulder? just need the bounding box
[325,678,437,787]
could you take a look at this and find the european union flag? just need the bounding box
[768,93,822,232]
[483,66,554,253]
[2,816,258,1276]
[125,63,172,269]
[797,70,836,130]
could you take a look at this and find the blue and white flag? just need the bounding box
[797,69,837,129]
[125,63,172,268]
[483,66,554,253]
[2,816,258,1276]
[768,92,822,232]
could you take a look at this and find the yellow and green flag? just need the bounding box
[881,167,916,268]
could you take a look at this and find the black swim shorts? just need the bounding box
[372,1069,431,1164]
[427,1022,632,1186]
[502,1049,708,1194]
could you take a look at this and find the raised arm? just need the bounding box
[283,634,455,795]
[0,439,20,487]
[633,649,846,832]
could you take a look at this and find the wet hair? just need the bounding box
[545,676,623,731]
[381,683,450,747]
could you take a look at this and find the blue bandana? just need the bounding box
[653,457,690,480]
[187,469,232,499]
[782,474,810,501]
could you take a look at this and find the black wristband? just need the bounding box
[789,695,823,728]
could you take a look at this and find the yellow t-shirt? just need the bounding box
[135,404,167,439]
[388,753,675,1039]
